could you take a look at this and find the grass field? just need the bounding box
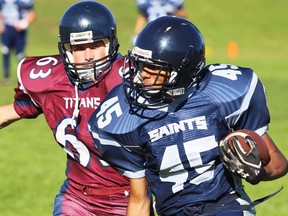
[0,0,287,215]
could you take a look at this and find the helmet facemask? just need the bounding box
[124,51,204,108]
[124,52,178,108]
[59,36,117,85]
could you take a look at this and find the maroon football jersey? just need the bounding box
[13,54,129,188]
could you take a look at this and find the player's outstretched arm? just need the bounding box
[262,133,288,180]
[126,177,150,216]
[0,104,21,129]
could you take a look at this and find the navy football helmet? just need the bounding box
[124,16,205,107]
[58,1,119,85]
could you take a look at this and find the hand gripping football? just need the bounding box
[224,129,270,166]
[219,129,270,184]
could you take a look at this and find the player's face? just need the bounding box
[139,65,170,89]
[71,40,106,67]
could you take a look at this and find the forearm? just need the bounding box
[0,104,21,129]
[127,177,151,216]
[263,150,288,180]
[175,8,187,18]
[126,193,150,216]
[0,12,4,33]
[262,133,288,180]
[133,15,147,35]
[26,10,36,24]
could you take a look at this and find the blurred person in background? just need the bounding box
[0,0,36,85]
[131,0,187,45]
[0,1,133,215]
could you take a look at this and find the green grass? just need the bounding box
[0,0,287,215]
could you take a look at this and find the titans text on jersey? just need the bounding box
[63,97,101,109]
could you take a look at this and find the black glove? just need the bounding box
[219,136,266,185]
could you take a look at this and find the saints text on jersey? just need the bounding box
[148,116,207,142]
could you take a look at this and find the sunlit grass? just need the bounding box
[0,0,287,215]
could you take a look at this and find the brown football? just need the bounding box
[224,129,270,166]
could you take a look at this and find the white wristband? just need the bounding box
[19,20,29,29]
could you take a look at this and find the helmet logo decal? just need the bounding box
[70,31,93,45]
[132,46,152,58]
[169,71,177,83]
[164,26,172,32]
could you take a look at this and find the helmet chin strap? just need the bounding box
[133,71,143,83]
[71,81,80,129]
[77,68,99,82]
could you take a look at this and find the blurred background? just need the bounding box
[0,0,287,215]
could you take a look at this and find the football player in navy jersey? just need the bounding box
[89,16,288,216]
[0,1,132,215]
[132,0,187,45]
[0,0,36,84]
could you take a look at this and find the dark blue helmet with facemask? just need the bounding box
[58,1,119,85]
[124,16,205,107]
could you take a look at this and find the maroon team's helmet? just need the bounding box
[58,1,119,86]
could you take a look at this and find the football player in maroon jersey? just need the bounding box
[0,1,131,215]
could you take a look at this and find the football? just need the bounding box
[224,129,270,166]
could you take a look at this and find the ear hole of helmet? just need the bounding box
[181,57,189,67]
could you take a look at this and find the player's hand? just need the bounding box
[219,136,266,185]
[14,20,29,31]
[0,22,4,34]
[163,4,176,15]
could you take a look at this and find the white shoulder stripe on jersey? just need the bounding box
[123,170,146,179]
[90,129,146,178]
[17,58,39,107]
[225,72,258,125]
[91,131,122,147]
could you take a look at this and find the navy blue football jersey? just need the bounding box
[89,64,269,215]
[137,0,185,22]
